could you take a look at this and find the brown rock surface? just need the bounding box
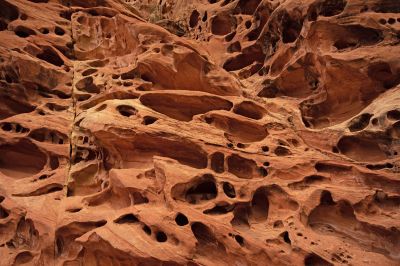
[0,0,400,265]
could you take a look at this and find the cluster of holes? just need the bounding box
[379,18,400,25]
[29,128,67,144]
[72,147,96,164]
[0,122,29,133]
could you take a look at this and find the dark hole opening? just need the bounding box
[175,213,189,226]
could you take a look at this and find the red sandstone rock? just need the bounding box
[0,0,400,265]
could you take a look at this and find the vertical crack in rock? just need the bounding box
[66,4,76,198]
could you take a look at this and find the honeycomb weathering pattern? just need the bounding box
[0,0,399,265]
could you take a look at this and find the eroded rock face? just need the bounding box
[0,0,399,265]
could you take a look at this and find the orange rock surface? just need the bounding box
[0,0,400,265]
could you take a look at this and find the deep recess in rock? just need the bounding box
[0,0,399,265]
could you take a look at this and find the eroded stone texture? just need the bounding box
[0,0,399,265]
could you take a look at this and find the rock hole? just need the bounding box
[142,116,158,125]
[0,205,9,218]
[95,104,107,112]
[140,93,232,122]
[274,146,291,156]
[1,122,12,131]
[82,68,97,76]
[348,113,372,132]
[223,182,236,198]
[156,231,167,242]
[223,46,266,72]
[191,222,216,244]
[337,135,387,161]
[372,1,400,13]
[54,26,65,36]
[304,253,333,266]
[319,0,347,17]
[189,10,200,28]
[231,204,250,228]
[320,190,335,205]
[39,28,49,34]
[38,174,48,180]
[185,176,217,204]
[210,152,224,173]
[36,47,64,67]
[387,109,400,120]
[281,13,303,43]
[55,237,63,257]
[117,105,137,117]
[0,140,47,178]
[259,167,268,177]
[75,76,100,93]
[202,11,207,22]
[227,41,241,53]
[227,154,259,179]
[142,225,152,235]
[281,231,291,244]
[235,0,261,15]
[273,220,283,228]
[14,251,33,264]
[14,25,36,38]
[211,14,235,35]
[0,19,7,31]
[131,191,149,204]
[0,0,19,25]
[234,235,244,246]
[175,213,189,226]
[50,156,59,170]
[114,214,139,224]
[368,61,398,89]
[262,146,269,152]
[251,187,269,222]
[225,31,236,41]
[29,128,67,144]
[236,143,245,148]
[204,203,234,215]
[233,101,265,120]
[66,208,81,213]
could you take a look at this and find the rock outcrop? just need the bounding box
[0,0,399,265]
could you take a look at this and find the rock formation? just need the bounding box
[0,0,399,265]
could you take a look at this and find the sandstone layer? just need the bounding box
[0,0,400,265]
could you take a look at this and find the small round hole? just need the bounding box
[54,26,65,36]
[175,213,189,226]
[156,231,167,242]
